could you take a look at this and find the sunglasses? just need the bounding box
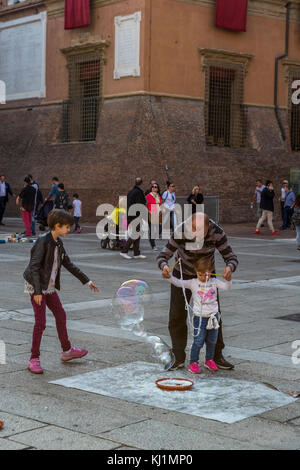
[152,185,158,188]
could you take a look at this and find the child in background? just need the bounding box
[166,257,232,373]
[72,193,82,233]
[24,209,99,374]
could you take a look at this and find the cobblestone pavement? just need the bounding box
[0,218,299,450]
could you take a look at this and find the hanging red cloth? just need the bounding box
[216,0,248,32]
[64,0,90,30]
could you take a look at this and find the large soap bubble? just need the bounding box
[112,279,175,371]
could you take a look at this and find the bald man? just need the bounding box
[157,213,238,370]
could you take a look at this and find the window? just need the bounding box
[284,61,300,152]
[199,48,252,148]
[290,78,300,152]
[61,37,109,143]
[62,55,101,142]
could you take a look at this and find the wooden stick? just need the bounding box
[169,259,180,273]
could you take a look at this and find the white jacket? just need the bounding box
[169,276,232,320]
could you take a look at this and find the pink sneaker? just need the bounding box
[28,358,43,374]
[204,360,219,371]
[189,362,202,374]
[61,347,88,362]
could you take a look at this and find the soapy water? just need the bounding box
[112,280,175,371]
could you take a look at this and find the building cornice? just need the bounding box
[282,57,300,82]
[176,0,300,23]
[45,0,124,19]
[44,0,300,22]
[61,33,110,59]
[0,0,45,17]
[199,47,254,73]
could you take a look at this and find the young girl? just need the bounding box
[23,209,99,374]
[72,193,82,233]
[167,257,232,373]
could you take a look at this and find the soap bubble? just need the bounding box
[112,279,175,370]
[113,280,149,329]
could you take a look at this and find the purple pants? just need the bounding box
[30,292,71,359]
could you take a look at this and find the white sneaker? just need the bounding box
[133,255,146,259]
[120,253,132,260]
[153,247,158,251]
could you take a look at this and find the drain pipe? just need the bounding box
[274,2,291,141]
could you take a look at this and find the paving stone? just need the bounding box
[99,419,271,450]
[0,412,46,438]
[0,438,31,450]
[9,425,121,450]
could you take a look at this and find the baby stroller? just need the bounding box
[36,200,54,231]
[100,217,127,251]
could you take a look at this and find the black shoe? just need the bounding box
[168,361,185,371]
[214,355,234,370]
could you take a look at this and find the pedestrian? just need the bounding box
[187,186,204,214]
[72,193,82,233]
[55,183,72,212]
[120,177,147,260]
[145,180,159,197]
[254,181,280,235]
[292,194,300,250]
[146,183,162,251]
[157,212,238,371]
[251,179,265,221]
[279,179,289,222]
[16,177,36,237]
[23,209,99,374]
[28,174,43,236]
[0,174,14,226]
[162,181,176,233]
[281,185,296,230]
[166,256,232,373]
[47,177,59,202]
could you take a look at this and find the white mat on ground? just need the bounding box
[50,361,295,424]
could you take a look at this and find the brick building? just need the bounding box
[1,0,300,222]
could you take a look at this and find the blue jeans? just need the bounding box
[296,224,300,247]
[190,315,219,363]
[31,210,37,236]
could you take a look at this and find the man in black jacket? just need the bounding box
[120,177,147,259]
[0,174,14,226]
[254,180,279,235]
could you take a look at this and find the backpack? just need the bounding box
[55,191,72,211]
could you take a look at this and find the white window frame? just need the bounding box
[0,11,47,101]
[114,11,141,80]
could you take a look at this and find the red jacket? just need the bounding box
[146,193,162,215]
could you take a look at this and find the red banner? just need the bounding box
[216,0,248,32]
[64,0,90,30]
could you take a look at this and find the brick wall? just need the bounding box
[0,95,298,224]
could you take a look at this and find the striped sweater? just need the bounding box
[156,219,238,279]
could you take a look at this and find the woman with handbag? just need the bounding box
[146,183,162,251]
[292,195,300,250]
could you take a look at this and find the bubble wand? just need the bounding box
[169,258,180,273]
